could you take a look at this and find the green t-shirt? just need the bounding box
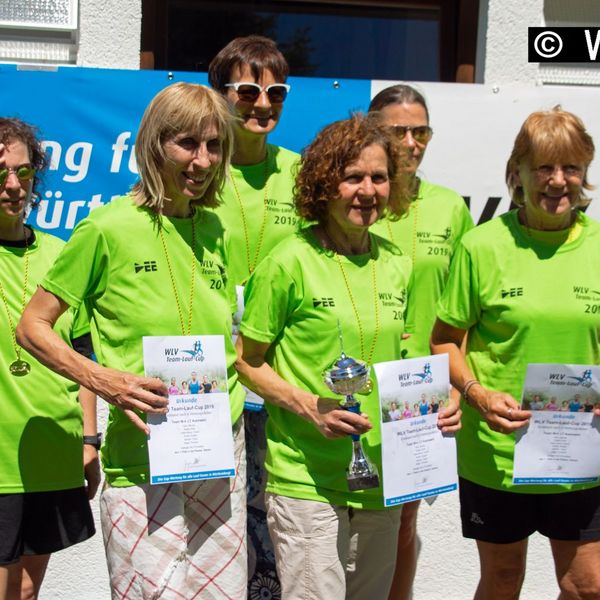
[211,144,300,286]
[240,229,412,508]
[437,210,600,493]
[43,195,245,487]
[372,179,473,358]
[0,230,84,493]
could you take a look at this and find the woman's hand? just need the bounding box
[437,392,462,433]
[89,367,169,434]
[83,445,101,499]
[468,385,531,434]
[310,397,373,439]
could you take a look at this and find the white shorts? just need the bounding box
[100,418,246,599]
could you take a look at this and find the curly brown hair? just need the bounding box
[0,117,48,207]
[295,113,409,225]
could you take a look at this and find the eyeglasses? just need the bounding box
[225,82,291,104]
[390,125,433,145]
[0,165,35,187]
[534,164,584,180]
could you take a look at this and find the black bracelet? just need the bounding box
[83,433,102,449]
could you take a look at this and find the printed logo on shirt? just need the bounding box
[572,286,600,301]
[265,199,298,226]
[313,297,335,308]
[501,287,524,299]
[378,289,406,308]
[134,260,158,273]
[431,227,453,242]
[416,228,452,256]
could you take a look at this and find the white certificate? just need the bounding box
[143,335,235,485]
[234,284,265,411]
[375,354,457,506]
[513,363,600,485]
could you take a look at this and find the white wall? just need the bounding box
[77,0,141,69]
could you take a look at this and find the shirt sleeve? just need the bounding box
[436,240,480,330]
[42,217,110,309]
[240,255,298,344]
[453,197,475,246]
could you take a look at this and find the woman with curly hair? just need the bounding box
[0,118,97,599]
[235,114,461,599]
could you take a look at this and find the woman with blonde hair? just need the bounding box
[431,107,600,599]
[17,83,247,599]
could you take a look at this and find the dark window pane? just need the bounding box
[166,1,440,81]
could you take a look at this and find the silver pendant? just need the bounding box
[10,359,31,376]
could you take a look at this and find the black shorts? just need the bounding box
[459,477,600,544]
[0,487,95,565]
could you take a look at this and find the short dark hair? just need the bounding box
[295,113,410,225]
[368,84,430,123]
[208,35,289,93]
[0,117,48,206]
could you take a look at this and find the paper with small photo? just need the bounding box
[513,363,600,485]
[143,335,235,485]
[375,354,457,506]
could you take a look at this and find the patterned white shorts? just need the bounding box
[100,419,247,599]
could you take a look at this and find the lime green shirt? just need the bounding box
[437,210,600,493]
[240,229,412,508]
[211,144,300,286]
[43,196,245,487]
[1,230,84,493]
[372,179,473,358]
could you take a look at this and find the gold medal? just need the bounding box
[10,359,31,377]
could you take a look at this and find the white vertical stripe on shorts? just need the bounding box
[100,419,247,600]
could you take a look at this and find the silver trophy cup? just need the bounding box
[324,352,380,491]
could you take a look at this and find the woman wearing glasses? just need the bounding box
[368,84,473,599]
[432,107,600,599]
[0,118,96,599]
[209,35,299,597]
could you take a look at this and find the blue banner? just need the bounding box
[0,65,371,239]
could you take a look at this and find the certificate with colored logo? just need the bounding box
[375,354,457,507]
[143,335,235,484]
[513,363,600,485]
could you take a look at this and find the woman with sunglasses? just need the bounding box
[368,84,473,599]
[208,35,299,597]
[432,107,600,599]
[17,84,248,599]
[0,118,97,599]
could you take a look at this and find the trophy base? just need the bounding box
[347,473,380,491]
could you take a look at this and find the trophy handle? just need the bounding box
[345,401,361,442]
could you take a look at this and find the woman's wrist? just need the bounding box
[462,379,488,414]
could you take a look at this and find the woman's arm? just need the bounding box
[17,287,168,433]
[430,318,530,433]
[235,333,372,439]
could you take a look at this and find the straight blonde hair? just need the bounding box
[132,83,234,211]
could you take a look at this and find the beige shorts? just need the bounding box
[266,492,402,600]
[100,418,246,600]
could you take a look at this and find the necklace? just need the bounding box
[158,215,197,335]
[0,230,31,376]
[230,149,271,279]
[324,229,380,394]
[386,179,419,263]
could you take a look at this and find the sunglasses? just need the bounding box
[225,82,291,104]
[390,125,433,144]
[0,165,35,187]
